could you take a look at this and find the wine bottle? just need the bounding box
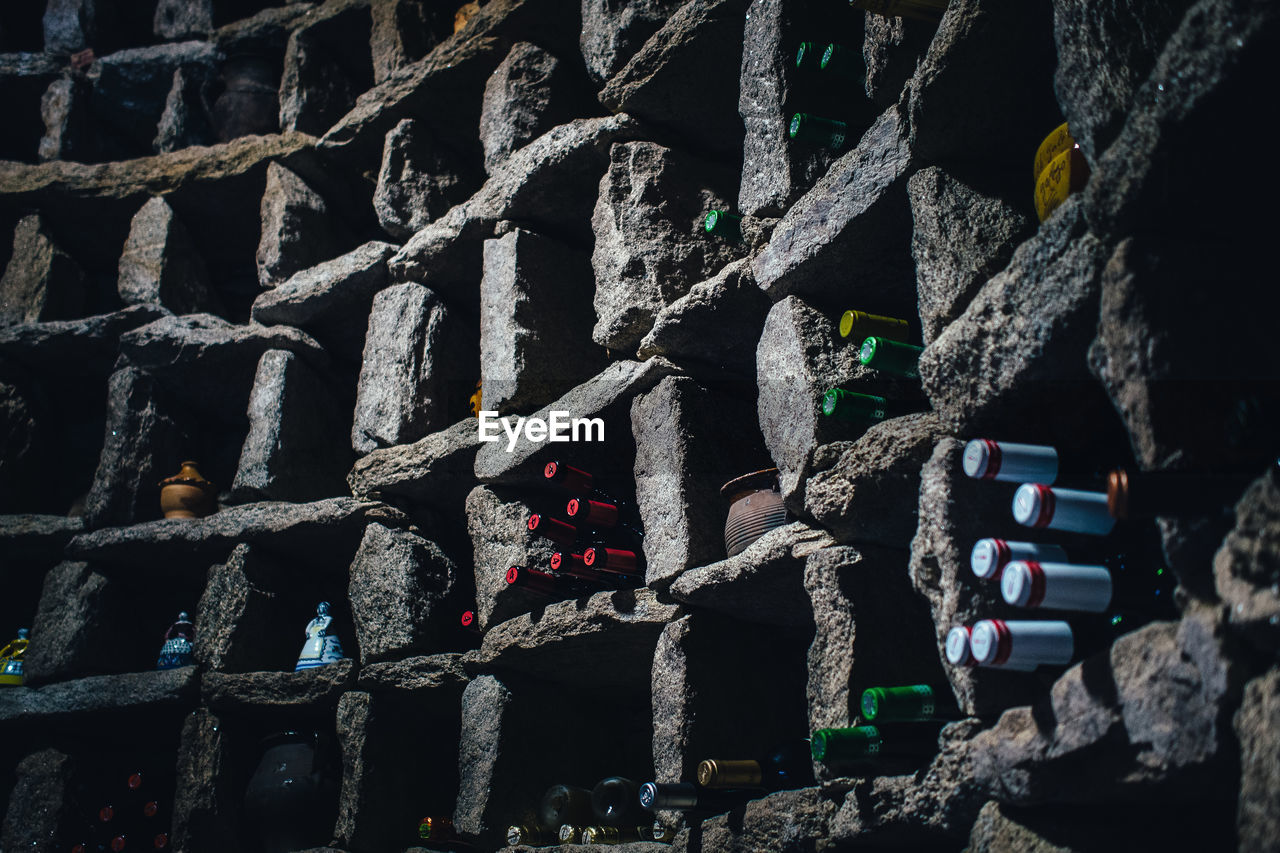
[550,552,641,587]
[109,835,126,851]
[507,824,557,846]
[795,40,824,73]
[704,210,742,241]
[970,538,1070,580]
[810,724,942,766]
[820,43,864,84]
[962,438,1106,485]
[968,615,1147,670]
[789,112,848,149]
[839,309,909,343]
[859,336,923,378]
[459,610,479,632]
[999,559,1175,616]
[417,816,457,841]
[1106,467,1254,520]
[591,777,641,827]
[849,0,949,22]
[543,460,595,494]
[505,565,597,597]
[558,824,584,844]
[697,741,813,791]
[539,784,595,829]
[566,497,623,529]
[859,684,961,723]
[944,625,975,668]
[582,546,643,576]
[581,825,656,844]
[821,389,929,425]
[638,782,756,814]
[1012,484,1116,536]
[526,512,578,548]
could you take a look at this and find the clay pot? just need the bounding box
[720,468,788,557]
[159,461,217,519]
[212,55,279,142]
[243,731,339,853]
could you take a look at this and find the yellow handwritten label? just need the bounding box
[1033,122,1074,182]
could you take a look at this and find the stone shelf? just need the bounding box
[0,665,197,728]
[356,652,472,699]
[0,514,85,563]
[201,658,355,713]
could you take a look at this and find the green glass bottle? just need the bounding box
[821,389,928,425]
[820,43,864,84]
[859,336,924,378]
[705,209,743,241]
[795,40,824,72]
[810,724,942,766]
[860,685,961,723]
[789,112,849,149]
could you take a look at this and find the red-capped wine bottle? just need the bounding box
[638,782,757,815]
[1012,484,1116,536]
[967,614,1149,670]
[505,565,599,597]
[550,552,641,587]
[582,545,643,576]
[970,539,1071,580]
[999,559,1176,616]
[543,460,595,494]
[591,777,641,826]
[526,512,579,548]
[565,496,625,529]
[697,740,813,791]
[962,439,1105,486]
[1106,467,1255,520]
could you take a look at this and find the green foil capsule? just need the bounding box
[795,40,822,72]
[861,685,936,722]
[820,43,864,83]
[822,389,888,423]
[859,335,923,378]
[789,112,848,149]
[811,726,882,763]
[705,209,743,241]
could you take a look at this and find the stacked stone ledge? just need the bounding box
[0,0,1278,852]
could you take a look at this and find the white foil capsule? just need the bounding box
[963,439,1060,483]
[944,626,974,667]
[1012,484,1116,536]
[1001,561,1114,613]
[970,619,1073,670]
[970,538,1070,580]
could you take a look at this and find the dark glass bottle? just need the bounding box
[539,784,595,829]
[639,782,757,815]
[789,112,848,149]
[1012,484,1116,536]
[821,389,929,425]
[999,558,1176,617]
[505,565,601,598]
[859,685,961,723]
[507,824,557,846]
[526,512,579,548]
[820,42,864,84]
[1106,467,1255,520]
[543,460,595,494]
[566,497,624,529]
[705,210,743,241]
[550,552,641,587]
[591,777,641,827]
[859,336,923,378]
[582,546,644,576]
[967,613,1151,670]
[697,740,813,791]
[838,309,910,343]
[810,724,942,767]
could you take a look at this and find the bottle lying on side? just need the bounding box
[696,739,814,791]
[859,684,962,723]
[999,559,1176,617]
[957,614,1152,671]
[638,782,761,816]
[810,723,944,770]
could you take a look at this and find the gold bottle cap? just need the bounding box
[582,825,621,844]
[558,824,580,843]
[697,758,763,788]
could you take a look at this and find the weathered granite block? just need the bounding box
[0,749,73,853]
[863,13,934,108]
[171,708,240,853]
[591,141,740,352]
[0,214,86,327]
[154,0,213,39]
[1237,667,1280,851]
[1215,470,1280,654]
[348,418,483,512]
[278,0,373,136]
[479,42,593,174]
[117,195,218,315]
[481,227,605,414]
[373,118,480,239]
[464,485,557,629]
[256,162,350,288]
[370,0,446,84]
[351,282,476,454]
[580,0,685,83]
[195,544,285,673]
[23,562,118,685]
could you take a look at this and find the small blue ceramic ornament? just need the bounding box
[157,612,195,669]
[295,602,344,671]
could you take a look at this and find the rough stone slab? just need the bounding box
[907,166,1033,345]
[229,349,351,504]
[170,707,239,853]
[470,587,677,690]
[43,0,96,53]
[352,282,475,453]
[480,227,605,414]
[256,161,352,288]
[863,13,934,108]
[66,497,412,570]
[211,2,319,56]
[0,666,198,726]
[0,749,73,853]
[387,113,645,307]
[904,0,1059,171]
[580,0,684,83]
[479,41,593,175]
[464,485,560,629]
[348,418,483,511]
[969,608,1241,803]
[117,195,217,314]
[82,366,182,529]
[1237,668,1280,850]
[597,0,749,157]
[591,141,741,351]
[804,414,947,549]
[37,74,91,164]
[1214,471,1280,654]
[918,198,1107,436]
[751,104,916,312]
[373,117,481,239]
[673,788,837,852]
[370,0,445,84]
[195,544,284,673]
[201,658,356,711]
[669,522,831,627]
[155,67,217,158]
[473,357,679,485]
[651,611,812,793]
[2,54,66,163]
[631,376,771,587]
[965,798,1237,853]
[736,0,870,218]
[154,0,214,39]
[0,514,85,564]
[636,258,770,374]
[348,523,457,664]
[908,438,1045,716]
[278,0,373,136]
[804,544,947,737]
[23,562,114,685]
[356,652,471,696]
[0,307,169,376]
[0,213,86,327]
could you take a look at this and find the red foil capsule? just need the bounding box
[566,498,619,528]
[143,801,159,818]
[460,610,475,628]
[153,834,169,850]
[506,566,559,595]
[111,836,127,852]
[544,461,594,493]
[127,773,143,790]
[99,805,115,822]
[583,547,640,575]
[527,513,577,547]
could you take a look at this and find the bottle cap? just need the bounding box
[1106,468,1130,519]
[944,625,973,666]
[795,41,818,70]
[697,759,762,788]
[460,610,474,627]
[1012,484,1054,528]
[704,210,743,240]
[810,726,882,762]
[969,619,1011,666]
[962,438,999,479]
[558,824,580,843]
[969,538,1009,579]
[1000,561,1043,608]
[505,566,521,584]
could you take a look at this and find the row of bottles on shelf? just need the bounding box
[67,770,171,853]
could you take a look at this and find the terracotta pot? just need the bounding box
[212,55,279,142]
[720,468,788,557]
[159,461,217,519]
[243,731,338,853]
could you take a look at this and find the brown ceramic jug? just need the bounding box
[720,468,788,557]
[159,461,217,519]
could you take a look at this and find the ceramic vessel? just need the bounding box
[157,612,195,670]
[159,461,217,519]
[295,602,344,671]
[720,468,788,557]
[243,731,338,853]
[0,628,29,687]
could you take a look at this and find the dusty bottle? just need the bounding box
[591,777,641,826]
[1106,467,1255,520]
[697,740,813,791]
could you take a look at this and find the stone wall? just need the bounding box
[1,0,1278,851]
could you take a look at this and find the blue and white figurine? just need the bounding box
[157,611,195,669]
[295,601,344,671]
